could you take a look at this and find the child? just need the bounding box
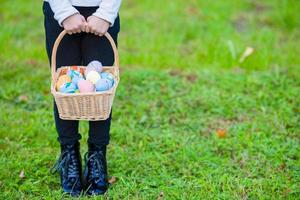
[43,0,121,196]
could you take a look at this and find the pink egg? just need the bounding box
[77,80,95,93]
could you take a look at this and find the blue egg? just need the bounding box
[100,72,114,87]
[67,70,82,79]
[106,79,114,88]
[72,76,84,86]
[95,79,110,92]
[59,82,77,93]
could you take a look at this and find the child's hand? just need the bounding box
[62,14,87,34]
[86,16,110,36]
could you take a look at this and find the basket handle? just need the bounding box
[51,30,119,84]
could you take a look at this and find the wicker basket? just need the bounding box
[50,30,120,121]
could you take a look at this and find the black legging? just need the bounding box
[43,2,120,146]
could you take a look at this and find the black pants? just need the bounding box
[43,2,120,146]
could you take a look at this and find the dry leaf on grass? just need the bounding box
[185,6,199,16]
[185,74,197,83]
[19,169,25,179]
[239,47,254,63]
[108,176,117,184]
[157,191,164,200]
[26,59,39,66]
[216,129,227,138]
[169,69,183,77]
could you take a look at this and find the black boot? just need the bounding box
[83,144,108,195]
[51,143,83,197]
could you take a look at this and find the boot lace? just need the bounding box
[84,151,106,184]
[51,147,80,184]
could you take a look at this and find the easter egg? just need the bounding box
[56,74,71,91]
[87,60,103,72]
[106,78,114,88]
[100,72,115,88]
[67,69,83,79]
[78,80,95,93]
[100,72,114,81]
[86,70,101,84]
[72,76,84,86]
[59,82,77,93]
[85,61,103,77]
[59,74,71,83]
[56,79,65,91]
[95,79,110,92]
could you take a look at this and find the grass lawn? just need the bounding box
[0,0,300,199]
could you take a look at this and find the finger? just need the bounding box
[82,22,88,32]
[79,24,84,32]
[90,28,96,34]
[94,30,101,36]
[80,15,86,22]
[71,28,78,34]
[77,26,82,33]
[67,28,74,34]
[98,29,106,36]
[66,29,73,34]
[87,16,91,22]
[65,28,72,35]
[85,26,90,33]
[71,25,80,34]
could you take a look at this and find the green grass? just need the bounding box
[0,0,300,199]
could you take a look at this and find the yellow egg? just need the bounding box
[59,74,72,83]
[56,79,64,91]
[56,74,71,91]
